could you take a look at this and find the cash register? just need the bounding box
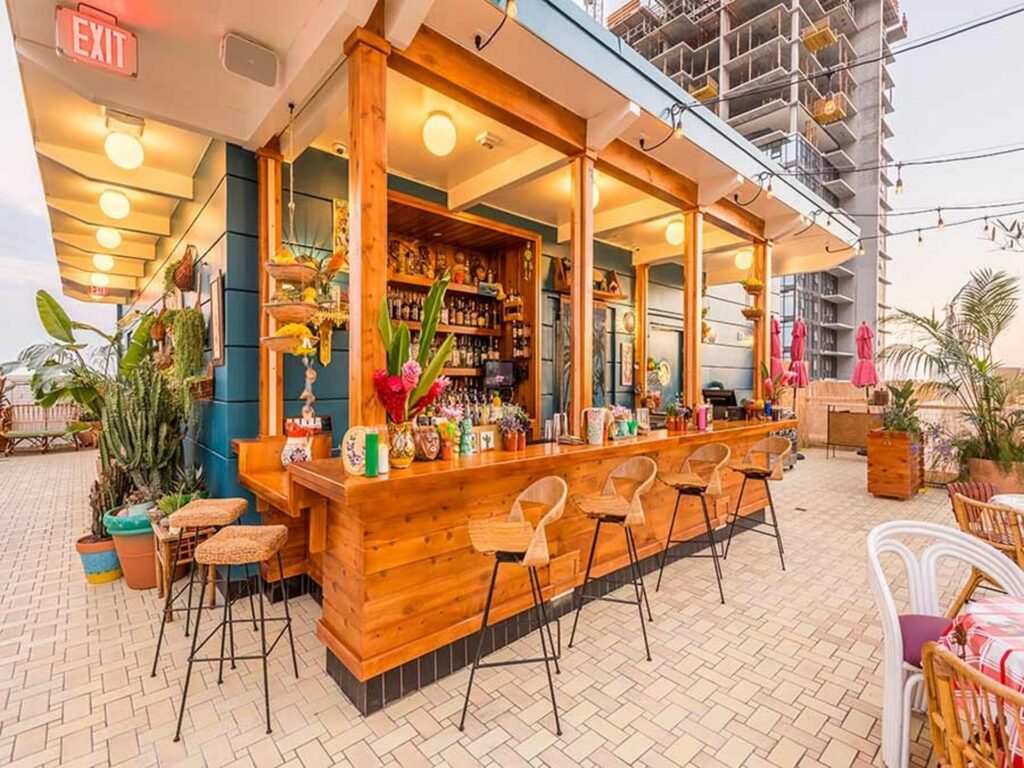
[702,388,745,422]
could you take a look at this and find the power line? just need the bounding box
[639,3,1024,153]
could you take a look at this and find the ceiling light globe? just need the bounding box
[95,227,122,249]
[104,132,144,170]
[734,248,754,271]
[422,112,457,157]
[99,190,131,220]
[90,272,110,287]
[664,219,686,246]
[92,253,115,272]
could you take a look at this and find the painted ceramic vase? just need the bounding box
[388,421,416,469]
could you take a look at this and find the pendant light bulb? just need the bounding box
[422,112,457,157]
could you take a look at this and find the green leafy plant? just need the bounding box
[88,462,132,541]
[882,269,1024,475]
[881,381,922,434]
[166,307,205,417]
[100,359,183,493]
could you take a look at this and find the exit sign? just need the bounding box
[55,5,137,77]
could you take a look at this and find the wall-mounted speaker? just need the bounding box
[220,33,278,88]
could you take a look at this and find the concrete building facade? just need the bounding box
[607,0,906,378]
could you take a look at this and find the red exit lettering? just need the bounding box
[55,6,138,77]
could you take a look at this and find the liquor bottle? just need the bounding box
[455,299,464,326]
[400,292,409,321]
[440,299,449,325]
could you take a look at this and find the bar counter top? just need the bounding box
[289,419,796,504]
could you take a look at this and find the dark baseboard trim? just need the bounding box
[324,511,766,715]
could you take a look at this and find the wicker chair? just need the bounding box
[460,476,568,735]
[656,442,731,601]
[948,493,1024,617]
[922,641,1024,768]
[568,456,659,661]
[723,436,791,569]
[946,481,997,505]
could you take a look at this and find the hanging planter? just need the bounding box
[174,245,197,292]
[188,373,214,402]
[741,306,765,320]
[741,279,764,296]
[265,301,319,324]
[266,260,319,285]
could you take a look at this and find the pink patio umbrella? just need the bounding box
[770,315,785,380]
[788,317,809,388]
[852,321,880,388]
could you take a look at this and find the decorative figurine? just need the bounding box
[459,417,475,455]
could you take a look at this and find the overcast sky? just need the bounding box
[0,1,1021,366]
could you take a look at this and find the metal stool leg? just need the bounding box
[174,568,208,742]
[459,559,500,731]
[624,527,652,661]
[764,478,786,570]
[568,519,601,648]
[700,494,725,604]
[236,518,258,631]
[277,552,299,678]
[627,528,653,622]
[257,564,272,734]
[656,491,682,592]
[529,566,562,736]
[218,564,232,684]
[151,527,184,677]
[529,568,559,674]
[723,475,748,560]
[183,537,198,637]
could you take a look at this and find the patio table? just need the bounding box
[940,596,1024,761]
[993,494,1024,512]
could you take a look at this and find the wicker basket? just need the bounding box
[742,282,764,296]
[265,301,318,324]
[174,246,197,292]
[741,307,765,320]
[265,261,318,285]
[260,334,318,354]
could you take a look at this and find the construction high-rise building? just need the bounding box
[606,0,907,378]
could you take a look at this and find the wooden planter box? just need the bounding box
[867,429,924,500]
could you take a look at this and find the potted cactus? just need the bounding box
[77,463,132,584]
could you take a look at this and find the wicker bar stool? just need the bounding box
[655,442,731,601]
[723,436,791,569]
[459,476,568,735]
[151,498,250,677]
[568,456,658,661]
[173,524,298,741]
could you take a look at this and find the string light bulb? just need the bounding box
[673,119,683,140]
[984,217,990,235]
[937,208,945,230]
[895,163,904,195]
[506,0,518,19]
[765,175,774,200]
[854,240,864,255]
[917,230,923,247]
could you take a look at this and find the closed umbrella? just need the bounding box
[788,317,809,388]
[852,321,879,388]
[770,315,784,380]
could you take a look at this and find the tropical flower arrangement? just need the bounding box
[610,404,631,421]
[761,362,796,405]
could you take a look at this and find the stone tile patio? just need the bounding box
[0,447,956,767]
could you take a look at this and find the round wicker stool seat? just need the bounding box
[195,525,288,566]
[169,498,248,529]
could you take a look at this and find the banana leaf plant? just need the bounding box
[0,290,155,416]
[374,273,456,423]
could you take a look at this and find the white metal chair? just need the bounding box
[866,520,1024,768]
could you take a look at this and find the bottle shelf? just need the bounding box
[388,273,497,298]
[405,321,502,337]
[442,367,483,377]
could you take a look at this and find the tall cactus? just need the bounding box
[100,359,183,492]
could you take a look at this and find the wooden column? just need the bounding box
[634,263,649,408]
[752,240,773,400]
[682,208,703,408]
[569,153,595,431]
[257,140,283,436]
[345,24,391,429]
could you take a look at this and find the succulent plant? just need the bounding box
[88,463,132,541]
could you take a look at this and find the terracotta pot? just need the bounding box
[517,431,527,451]
[969,458,1024,493]
[76,535,121,585]
[110,532,157,589]
[388,421,416,469]
[440,440,453,460]
[502,432,517,452]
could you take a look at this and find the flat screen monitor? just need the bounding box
[484,360,514,389]
[702,388,737,407]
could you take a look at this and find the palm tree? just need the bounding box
[881,268,1024,473]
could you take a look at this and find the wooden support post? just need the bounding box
[257,140,283,436]
[345,25,391,429]
[683,208,703,408]
[634,263,649,408]
[569,154,595,431]
[752,240,772,400]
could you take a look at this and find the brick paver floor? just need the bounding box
[0,447,958,767]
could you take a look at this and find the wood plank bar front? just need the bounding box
[289,420,793,681]
[683,208,703,408]
[346,27,391,428]
[569,154,595,430]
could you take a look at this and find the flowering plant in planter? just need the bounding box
[761,362,796,405]
[374,274,456,467]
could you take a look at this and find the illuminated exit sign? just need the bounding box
[55,5,138,77]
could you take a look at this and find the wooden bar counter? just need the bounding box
[276,419,794,702]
